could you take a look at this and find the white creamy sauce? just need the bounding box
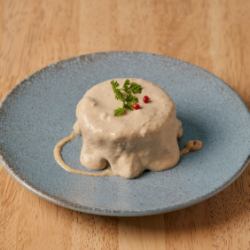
[54,78,202,178]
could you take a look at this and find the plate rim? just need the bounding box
[0,51,250,217]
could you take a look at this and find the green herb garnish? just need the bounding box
[111,79,143,116]
[114,107,126,116]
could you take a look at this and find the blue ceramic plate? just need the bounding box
[0,52,249,216]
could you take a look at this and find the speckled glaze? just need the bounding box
[0,52,249,216]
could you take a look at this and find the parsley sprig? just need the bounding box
[111,79,143,116]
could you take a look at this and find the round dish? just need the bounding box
[0,52,249,216]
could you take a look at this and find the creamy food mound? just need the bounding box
[54,78,202,178]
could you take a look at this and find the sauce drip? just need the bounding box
[53,129,112,177]
[54,134,203,177]
[180,140,203,156]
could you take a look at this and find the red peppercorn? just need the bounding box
[132,103,141,110]
[143,95,150,103]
